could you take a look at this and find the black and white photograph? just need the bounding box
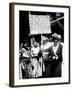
[9,3,70,87]
[19,11,64,79]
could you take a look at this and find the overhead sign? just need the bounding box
[29,14,51,35]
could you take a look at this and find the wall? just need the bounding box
[0,0,72,90]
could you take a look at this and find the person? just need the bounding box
[41,35,53,51]
[31,41,42,78]
[44,33,63,77]
[58,35,64,47]
[41,36,53,77]
[19,42,32,79]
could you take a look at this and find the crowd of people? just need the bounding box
[19,33,64,79]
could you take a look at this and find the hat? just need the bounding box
[58,35,61,39]
[52,33,59,41]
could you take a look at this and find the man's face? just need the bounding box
[54,40,58,46]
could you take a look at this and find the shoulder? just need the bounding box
[59,43,63,49]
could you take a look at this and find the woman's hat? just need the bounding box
[58,35,61,40]
[52,33,59,41]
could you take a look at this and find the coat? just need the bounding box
[44,43,63,77]
[46,43,63,61]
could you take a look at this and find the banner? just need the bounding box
[29,14,51,35]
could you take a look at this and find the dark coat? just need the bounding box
[46,43,63,61]
[44,43,63,77]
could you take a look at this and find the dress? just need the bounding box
[19,47,32,79]
[31,46,42,78]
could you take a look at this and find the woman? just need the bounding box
[31,41,42,78]
[45,33,63,77]
[19,42,32,79]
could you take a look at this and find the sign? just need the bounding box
[29,14,51,35]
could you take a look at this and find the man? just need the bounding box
[45,33,63,77]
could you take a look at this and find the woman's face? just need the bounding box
[54,40,58,46]
[34,41,38,47]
